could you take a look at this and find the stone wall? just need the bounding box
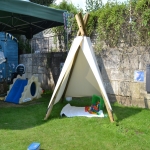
[96,46,150,108]
[19,52,67,90]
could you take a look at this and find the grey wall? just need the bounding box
[19,52,67,91]
[96,46,150,108]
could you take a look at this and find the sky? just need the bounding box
[55,0,127,11]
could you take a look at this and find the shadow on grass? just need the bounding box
[112,103,143,122]
[0,92,61,130]
[0,104,67,130]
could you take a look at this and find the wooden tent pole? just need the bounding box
[75,12,87,36]
[101,92,114,122]
[44,98,55,120]
[77,13,89,36]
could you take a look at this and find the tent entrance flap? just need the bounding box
[65,47,100,97]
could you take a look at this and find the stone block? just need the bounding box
[131,98,145,108]
[104,80,119,95]
[27,57,32,66]
[110,70,121,80]
[119,81,131,96]
[32,57,38,65]
[130,82,140,98]
[26,66,32,73]
[103,55,120,69]
[19,55,28,64]
[38,66,45,74]
[103,81,113,94]
[36,57,47,66]
[121,54,131,69]
[130,70,135,82]
[116,95,132,106]
[107,94,117,102]
[123,69,132,81]
[144,98,150,109]
[137,46,146,55]
[145,93,150,99]
[111,80,119,95]
[32,66,38,74]
[140,83,147,98]
[26,73,32,79]
[126,47,137,55]
[38,73,55,90]
[101,68,111,80]
[139,53,150,70]
[127,54,139,70]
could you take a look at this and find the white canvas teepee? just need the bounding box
[44,13,114,122]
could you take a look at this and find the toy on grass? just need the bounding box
[5,75,42,104]
[85,94,105,115]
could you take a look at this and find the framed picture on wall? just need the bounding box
[134,70,144,82]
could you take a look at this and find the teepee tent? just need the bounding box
[45,13,114,122]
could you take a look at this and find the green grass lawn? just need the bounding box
[0,91,150,150]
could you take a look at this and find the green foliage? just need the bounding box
[85,0,103,12]
[50,0,81,35]
[16,35,32,54]
[97,2,127,47]
[30,0,55,6]
[130,0,150,45]
[85,0,150,48]
[50,0,150,51]
[50,0,83,50]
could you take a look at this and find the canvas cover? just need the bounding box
[0,0,66,38]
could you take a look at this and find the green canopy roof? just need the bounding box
[0,0,66,39]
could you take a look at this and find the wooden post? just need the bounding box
[75,12,87,36]
[77,13,89,36]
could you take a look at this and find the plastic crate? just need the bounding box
[27,142,40,150]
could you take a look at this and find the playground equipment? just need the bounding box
[5,75,42,104]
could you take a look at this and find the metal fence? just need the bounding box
[31,34,65,53]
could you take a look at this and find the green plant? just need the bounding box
[96,2,127,47]
[85,0,103,12]
[48,0,150,51]
[133,0,150,45]
[15,35,32,54]
[50,0,83,50]
[30,0,55,6]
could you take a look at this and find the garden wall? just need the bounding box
[96,46,150,108]
[19,52,67,91]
